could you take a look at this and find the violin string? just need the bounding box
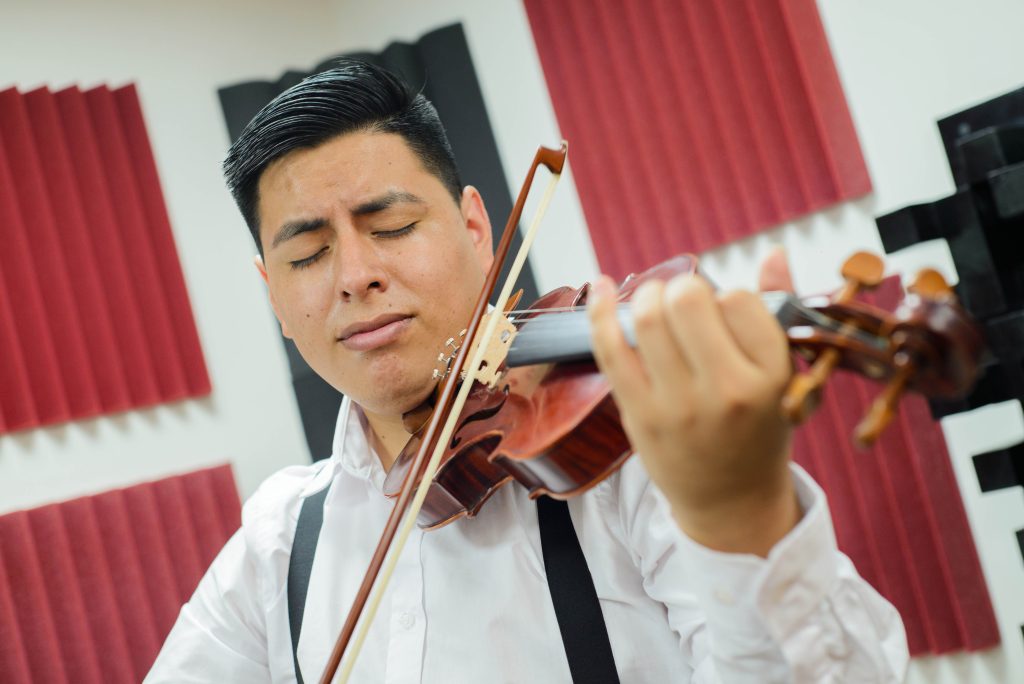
[507,298,888,350]
[506,303,625,316]
[507,303,630,326]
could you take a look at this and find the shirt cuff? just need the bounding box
[671,463,839,650]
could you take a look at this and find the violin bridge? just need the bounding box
[464,312,518,389]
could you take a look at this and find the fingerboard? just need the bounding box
[504,292,886,368]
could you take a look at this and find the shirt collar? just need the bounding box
[299,394,389,498]
[337,396,387,484]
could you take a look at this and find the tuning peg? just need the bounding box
[835,251,885,299]
[782,366,825,422]
[782,251,886,423]
[854,362,913,447]
[906,268,954,300]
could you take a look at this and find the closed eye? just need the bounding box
[372,223,417,239]
[289,246,328,270]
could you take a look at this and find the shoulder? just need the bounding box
[240,459,334,563]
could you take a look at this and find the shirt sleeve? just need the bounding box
[144,463,321,684]
[614,459,909,682]
[143,529,272,683]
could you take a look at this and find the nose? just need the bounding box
[333,232,389,302]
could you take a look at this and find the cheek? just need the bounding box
[277,281,331,335]
[417,250,480,307]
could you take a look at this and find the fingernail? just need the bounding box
[589,275,615,306]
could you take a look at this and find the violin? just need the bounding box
[383,250,983,530]
[319,143,985,683]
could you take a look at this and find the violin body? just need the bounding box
[383,256,697,529]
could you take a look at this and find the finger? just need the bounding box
[758,246,795,293]
[663,274,753,380]
[587,275,650,408]
[629,279,694,398]
[717,290,791,385]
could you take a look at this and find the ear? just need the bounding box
[253,254,293,339]
[460,185,494,273]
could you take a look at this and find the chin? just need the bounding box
[346,373,435,419]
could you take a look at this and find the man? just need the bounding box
[147,62,907,682]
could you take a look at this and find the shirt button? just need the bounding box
[713,587,735,606]
[398,612,415,630]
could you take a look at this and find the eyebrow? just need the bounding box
[351,190,425,216]
[270,217,328,250]
[269,190,425,250]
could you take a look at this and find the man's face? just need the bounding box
[256,131,494,417]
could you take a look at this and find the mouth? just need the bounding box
[338,313,414,352]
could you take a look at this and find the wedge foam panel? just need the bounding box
[0,84,210,433]
[523,0,871,278]
[0,464,240,683]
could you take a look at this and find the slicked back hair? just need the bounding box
[223,61,463,255]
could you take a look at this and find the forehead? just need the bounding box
[256,130,438,229]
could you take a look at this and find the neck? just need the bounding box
[357,405,412,472]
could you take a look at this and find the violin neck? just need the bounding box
[504,292,828,368]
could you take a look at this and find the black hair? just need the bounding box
[223,60,463,254]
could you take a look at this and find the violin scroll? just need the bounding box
[781,258,984,446]
[781,251,885,422]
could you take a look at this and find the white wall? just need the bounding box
[1,0,1023,681]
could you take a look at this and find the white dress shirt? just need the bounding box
[146,396,908,683]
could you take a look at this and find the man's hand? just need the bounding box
[587,249,800,557]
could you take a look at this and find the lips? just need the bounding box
[338,313,413,351]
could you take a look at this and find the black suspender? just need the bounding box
[537,496,621,684]
[287,489,619,683]
[287,484,331,684]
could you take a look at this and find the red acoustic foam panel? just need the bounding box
[0,90,96,422]
[0,543,33,683]
[0,89,99,423]
[23,87,132,414]
[0,513,68,682]
[0,263,36,432]
[0,83,210,434]
[523,0,871,279]
[0,91,69,429]
[83,86,189,402]
[58,496,137,682]
[114,85,211,397]
[54,85,162,408]
[0,464,241,683]
[792,278,999,656]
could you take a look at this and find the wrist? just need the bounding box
[669,466,800,558]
